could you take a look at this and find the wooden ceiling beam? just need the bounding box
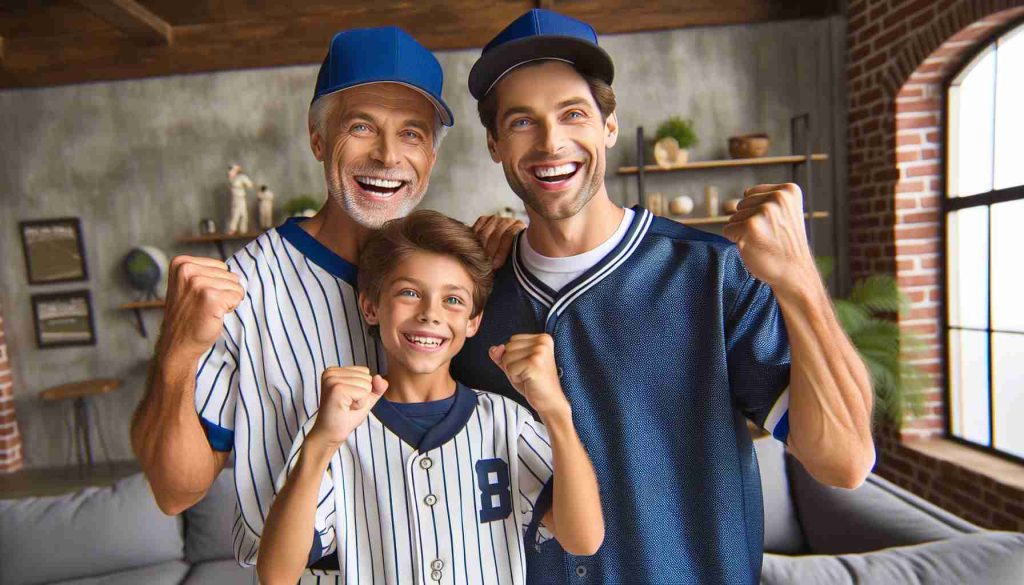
[73,0,173,45]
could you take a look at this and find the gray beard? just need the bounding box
[327,177,421,229]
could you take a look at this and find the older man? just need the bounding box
[131,27,487,574]
[453,9,876,585]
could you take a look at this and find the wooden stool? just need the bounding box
[40,379,121,473]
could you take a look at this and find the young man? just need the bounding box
[130,26,517,574]
[454,9,876,584]
[257,210,603,584]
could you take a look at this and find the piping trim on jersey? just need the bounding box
[372,383,479,452]
[276,217,358,286]
[512,207,653,321]
[763,388,790,443]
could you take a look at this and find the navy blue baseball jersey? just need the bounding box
[452,206,791,585]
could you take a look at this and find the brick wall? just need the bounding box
[847,0,1024,530]
[0,298,24,473]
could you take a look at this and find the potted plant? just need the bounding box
[653,117,698,168]
[283,195,323,218]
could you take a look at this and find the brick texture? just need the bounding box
[848,0,1024,530]
[0,298,23,473]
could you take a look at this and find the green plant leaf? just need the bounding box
[849,275,905,315]
[655,116,698,149]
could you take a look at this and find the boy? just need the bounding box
[257,210,604,584]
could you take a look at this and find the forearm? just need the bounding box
[775,274,875,488]
[257,436,335,585]
[540,408,604,556]
[131,350,224,514]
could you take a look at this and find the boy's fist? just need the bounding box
[489,334,570,418]
[310,366,388,447]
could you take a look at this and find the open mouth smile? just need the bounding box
[401,332,450,352]
[354,176,409,198]
[528,162,582,190]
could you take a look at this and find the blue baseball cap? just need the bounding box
[312,26,454,127]
[469,9,614,100]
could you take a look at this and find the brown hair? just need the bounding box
[357,210,494,321]
[477,62,617,137]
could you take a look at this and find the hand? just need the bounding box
[489,334,570,419]
[473,215,526,269]
[309,367,388,447]
[723,183,817,295]
[158,256,245,362]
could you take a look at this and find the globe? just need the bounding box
[122,246,168,299]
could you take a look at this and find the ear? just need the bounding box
[465,310,483,338]
[604,112,619,150]
[486,131,501,163]
[309,123,325,162]
[358,292,379,325]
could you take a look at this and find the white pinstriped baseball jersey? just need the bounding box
[279,384,555,585]
[194,217,381,568]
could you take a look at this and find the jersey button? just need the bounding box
[430,569,443,581]
[431,559,444,570]
[557,367,564,378]
[424,494,438,506]
[420,457,433,470]
[575,565,587,577]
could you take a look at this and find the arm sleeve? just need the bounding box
[516,414,555,546]
[274,413,340,567]
[724,251,792,443]
[194,308,245,452]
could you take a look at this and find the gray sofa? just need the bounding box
[2,438,1023,584]
[0,468,252,585]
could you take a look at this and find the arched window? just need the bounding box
[946,21,1024,460]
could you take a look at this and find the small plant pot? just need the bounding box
[728,134,770,159]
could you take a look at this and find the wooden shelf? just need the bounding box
[618,153,829,175]
[669,210,830,226]
[176,232,261,244]
[119,300,165,311]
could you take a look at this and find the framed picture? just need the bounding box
[20,218,88,284]
[31,290,96,349]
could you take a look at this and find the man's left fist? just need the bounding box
[723,183,815,293]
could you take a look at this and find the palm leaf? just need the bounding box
[849,275,905,315]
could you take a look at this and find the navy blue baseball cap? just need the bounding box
[312,26,454,127]
[468,9,614,100]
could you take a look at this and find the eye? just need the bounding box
[510,118,532,129]
[398,288,419,298]
[401,129,424,141]
[444,295,465,306]
[350,123,372,134]
[566,110,586,121]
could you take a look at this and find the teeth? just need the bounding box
[534,163,579,178]
[357,176,403,188]
[405,334,444,347]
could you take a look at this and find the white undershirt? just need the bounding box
[520,207,635,292]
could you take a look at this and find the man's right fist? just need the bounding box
[310,367,389,447]
[159,256,245,360]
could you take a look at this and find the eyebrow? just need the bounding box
[392,277,470,295]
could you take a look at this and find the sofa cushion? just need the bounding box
[753,436,806,554]
[51,560,190,585]
[183,559,255,585]
[788,456,975,555]
[0,472,184,585]
[184,467,238,563]
[761,532,1024,585]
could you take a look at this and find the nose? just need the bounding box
[538,118,568,155]
[370,132,401,168]
[417,299,441,325]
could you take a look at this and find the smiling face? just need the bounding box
[361,251,482,376]
[486,61,618,220]
[310,83,439,229]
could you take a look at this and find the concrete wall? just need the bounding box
[0,17,845,469]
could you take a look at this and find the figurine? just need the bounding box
[257,185,275,229]
[226,164,254,234]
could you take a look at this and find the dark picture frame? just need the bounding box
[19,218,89,285]
[30,290,97,349]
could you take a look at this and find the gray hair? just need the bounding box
[309,91,448,151]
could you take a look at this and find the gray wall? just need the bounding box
[0,17,845,469]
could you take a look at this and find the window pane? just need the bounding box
[995,27,1024,190]
[946,207,989,329]
[949,329,990,446]
[991,199,1024,332]
[950,47,995,197]
[993,332,1024,458]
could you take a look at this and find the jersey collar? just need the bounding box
[276,217,358,286]
[512,206,653,330]
[371,383,479,452]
